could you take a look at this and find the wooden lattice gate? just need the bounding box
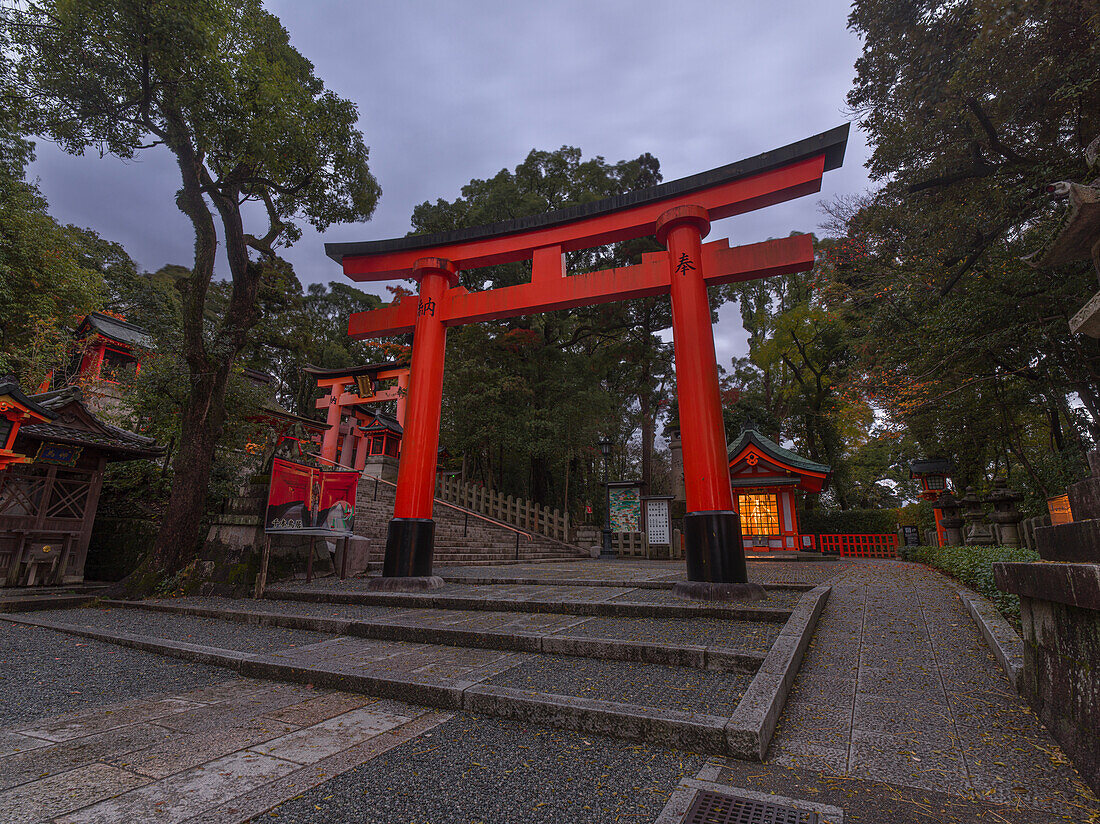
[0,462,103,585]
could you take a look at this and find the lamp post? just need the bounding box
[598,437,614,560]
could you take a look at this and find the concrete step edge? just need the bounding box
[262,588,794,622]
[100,599,766,674]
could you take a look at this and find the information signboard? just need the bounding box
[644,498,671,545]
[1047,494,1072,526]
[265,458,358,535]
[608,484,641,532]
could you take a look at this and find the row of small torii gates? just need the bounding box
[323,125,849,596]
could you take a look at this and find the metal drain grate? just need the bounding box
[683,790,818,824]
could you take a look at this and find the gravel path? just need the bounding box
[23,607,333,654]
[486,654,752,715]
[559,616,781,652]
[251,713,705,824]
[0,621,231,728]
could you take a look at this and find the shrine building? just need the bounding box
[727,425,831,552]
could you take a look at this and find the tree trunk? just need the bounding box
[142,364,230,577]
[640,381,654,495]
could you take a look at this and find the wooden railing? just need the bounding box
[818,533,898,559]
[434,475,570,543]
[611,531,649,557]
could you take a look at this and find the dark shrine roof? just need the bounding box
[0,381,56,421]
[326,125,850,265]
[302,361,408,378]
[76,313,154,350]
[256,400,329,433]
[359,410,402,435]
[728,426,831,475]
[909,458,952,476]
[19,387,163,460]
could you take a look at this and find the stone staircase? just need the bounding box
[354,476,588,568]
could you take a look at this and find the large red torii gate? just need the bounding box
[326,125,849,594]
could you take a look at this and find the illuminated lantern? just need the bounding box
[910,459,953,546]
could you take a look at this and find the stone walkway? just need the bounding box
[1,558,1097,823]
[768,560,1098,821]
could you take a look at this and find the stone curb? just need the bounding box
[0,594,95,613]
[100,599,767,674]
[265,587,793,622]
[723,584,830,760]
[462,684,729,754]
[0,612,765,758]
[958,589,1024,691]
[437,575,815,592]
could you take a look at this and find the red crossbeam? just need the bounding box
[347,234,813,339]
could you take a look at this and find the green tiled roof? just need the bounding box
[727,426,830,474]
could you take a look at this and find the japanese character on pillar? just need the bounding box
[325,125,850,597]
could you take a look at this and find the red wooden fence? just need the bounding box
[818,533,898,559]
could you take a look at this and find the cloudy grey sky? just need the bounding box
[27,0,871,367]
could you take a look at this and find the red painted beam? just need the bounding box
[346,234,814,339]
[340,157,825,280]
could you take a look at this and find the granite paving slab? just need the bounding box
[0,674,448,824]
[248,705,413,764]
[0,762,149,824]
[0,722,176,790]
[58,749,301,824]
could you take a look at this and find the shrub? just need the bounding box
[798,508,898,535]
[899,544,1039,624]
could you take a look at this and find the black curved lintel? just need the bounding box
[325,124,850,265]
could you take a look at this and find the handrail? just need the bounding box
[367,474,534,541]
[309,448,543,542]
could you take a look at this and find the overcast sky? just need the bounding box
[27,0,871,368]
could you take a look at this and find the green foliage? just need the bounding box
[8,0,382,581]
[798,508,898,536]
[0,95,105,383]
[899,543,1040,623]
[832,0,1100,511]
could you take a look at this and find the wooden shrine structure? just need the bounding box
[727,425,830,552]
[0,385,162,586]
[325,125,849,591]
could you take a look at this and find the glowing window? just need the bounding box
[738,493,779,536]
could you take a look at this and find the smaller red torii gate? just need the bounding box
[305,362,410,470]
[326,125,849,594]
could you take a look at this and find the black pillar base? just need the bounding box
[684,511,749,583]
[382,518,435,578]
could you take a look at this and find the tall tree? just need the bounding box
[9,0,380,585]
[834,0,1100,506]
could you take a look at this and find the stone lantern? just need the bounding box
[960,486,995,546]
[936,491,964,546]
[985,477,1024,547]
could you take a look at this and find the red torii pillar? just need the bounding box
[327,125,849,592]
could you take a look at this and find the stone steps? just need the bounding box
[353,481,586,568]
[0,580,829,760]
